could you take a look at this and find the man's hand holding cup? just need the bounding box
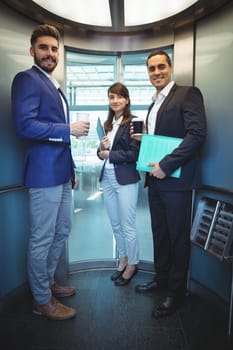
[70,112,90,138]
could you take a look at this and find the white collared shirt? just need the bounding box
[105,116,123,169]
[147,81,175,134]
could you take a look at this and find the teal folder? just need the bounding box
[136,134,183,178]
[96,117,105,140]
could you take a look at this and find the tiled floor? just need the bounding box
[0,269,232,350]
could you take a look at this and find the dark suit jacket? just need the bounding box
[145,84,207,191]
[98,119,141,185]
[11,66,74,188]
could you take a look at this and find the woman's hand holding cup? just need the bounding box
[130,117,145,141]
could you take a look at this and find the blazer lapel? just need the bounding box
[33,66,68,123]
[146,102,154,130]
[57,87,70,123]
[154,83,177,132]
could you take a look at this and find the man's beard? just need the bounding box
[34,55,58,73]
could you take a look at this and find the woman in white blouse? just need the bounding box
[97,82,141,286]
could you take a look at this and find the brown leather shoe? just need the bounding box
[51,282,76,297]
[33,297,76,320]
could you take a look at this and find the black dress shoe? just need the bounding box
[152,296,184,319]
[114,268,138,286]
[110,266,127,281]
[135,280,166,293]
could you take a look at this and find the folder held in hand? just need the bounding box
[96,117,105,140]
[136,134,183,178]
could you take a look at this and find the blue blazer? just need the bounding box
[145,84,207,191]
[11,66,74,188]
[98,119,141,185]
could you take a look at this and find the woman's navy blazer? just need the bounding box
[98,119,141,185]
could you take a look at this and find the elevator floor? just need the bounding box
[0,269,232,350]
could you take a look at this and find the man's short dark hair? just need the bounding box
[30,24,60,46]
[146,50,172,67]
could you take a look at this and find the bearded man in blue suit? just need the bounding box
[11,24,90,320]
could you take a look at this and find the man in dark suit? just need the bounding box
[134,50,207,318]
[11,24,89,320]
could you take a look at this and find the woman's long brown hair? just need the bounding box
[104,82,132,132]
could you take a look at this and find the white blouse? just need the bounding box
[104,116,123,169]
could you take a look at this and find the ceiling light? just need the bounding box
[32,0,198,28]
[33,0,112,26]
[124,0,198,26]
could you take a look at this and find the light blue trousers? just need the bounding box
[102,168,139,265]
[28,182,72,304]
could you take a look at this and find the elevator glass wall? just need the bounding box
[66,48,173,267]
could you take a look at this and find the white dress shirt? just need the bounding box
[105,116,123,169]
[147,81,175,134]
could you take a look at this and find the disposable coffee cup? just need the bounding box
[76,112,90,139]
[132,117,144,135]
[76,112,90,122]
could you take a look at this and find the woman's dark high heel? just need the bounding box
[110,266,127,281]
[114,267,138,286]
